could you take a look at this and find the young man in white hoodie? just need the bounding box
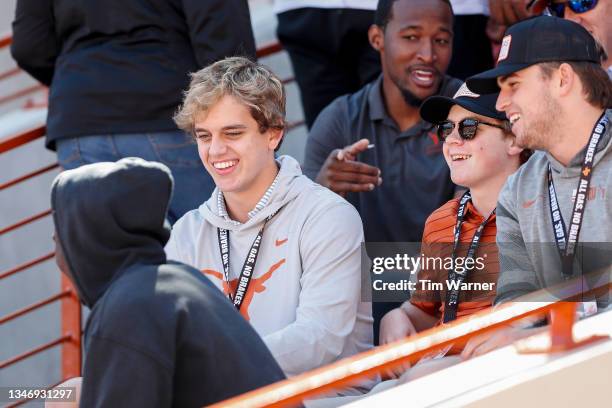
[166,57,373,387]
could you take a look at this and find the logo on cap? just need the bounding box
[453,83,480,99]
[498,35,512,62]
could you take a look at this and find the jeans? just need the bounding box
[56,131,214,224]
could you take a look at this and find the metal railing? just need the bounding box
[213,274,611,408]
[1,32,82,401]
[0,128,82,407]
[0,32,46,110]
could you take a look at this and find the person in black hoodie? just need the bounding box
[50,157,285,407]
[12,0,257,223]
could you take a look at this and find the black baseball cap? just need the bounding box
[467,16,600,94]
[420,82,505,124]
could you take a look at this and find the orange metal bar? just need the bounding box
[281,76,295,85]
[0,32,11,49]
[0,67,21,82]
[0,209,52,236]
[61,273,82,379]
[287,120,305,131]
[214,275,612,408]
[0,163,60,191]
[256,42,283,58]
[551,302,578,349]
[0,289,71,325]
[517,301,609,354]
[0,334,71,370]
[0,125,46,154]
[211,301,559,408]
[0,84,45,105]
[0,252,54,281]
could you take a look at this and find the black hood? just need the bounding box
[51,158,173,308]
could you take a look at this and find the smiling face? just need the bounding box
[194,95,282,197]
[495,65,563,151]
[375,0,453,106]
[443,105,520,190]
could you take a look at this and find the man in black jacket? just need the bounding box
[12,0,256,223]
[51,157,285,407]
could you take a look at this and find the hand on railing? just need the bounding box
[461,325,542,359]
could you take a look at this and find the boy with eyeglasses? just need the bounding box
[378,82,528,377]
[304,85,527,407]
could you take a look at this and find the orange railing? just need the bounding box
[1,32,81,402]
[0,32,46,109]
[0,32,11,48]
[0,128,81,407]
[0,34,301,406]
[214,274,611,407]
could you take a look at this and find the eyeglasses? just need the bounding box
[546,0,598,18]
[436,118,508,142]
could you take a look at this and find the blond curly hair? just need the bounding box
[174,57,286,140]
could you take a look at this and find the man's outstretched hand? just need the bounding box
[315,138,382,197]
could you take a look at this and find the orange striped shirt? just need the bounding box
[410,197,499,324]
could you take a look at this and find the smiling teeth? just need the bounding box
[509,114,521,126]
[414,70,433,79]
[451,154,472,161]
[213,160,237,169]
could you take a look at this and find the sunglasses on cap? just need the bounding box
[436,118,508,142]
[546,0,598,17]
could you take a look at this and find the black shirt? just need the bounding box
[11,0,256,149]
[304,75,462,243]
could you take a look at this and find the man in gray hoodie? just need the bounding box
[166,57,374,391]
[51,157,285,406]
[461,16,612,357]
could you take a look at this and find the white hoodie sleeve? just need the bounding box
[263,200,366,376]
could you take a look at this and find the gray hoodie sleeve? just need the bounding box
[495,175,541,304]
[263,199,365,375]
[165,210,199,265]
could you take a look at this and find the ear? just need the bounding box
[368,24,384,52]
[557,63,575,98]
[505,135,524,158]
[268,128,284,151]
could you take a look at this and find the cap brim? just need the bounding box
[420,95,506,124]
[466,63,532,94]
[420,96,455,124]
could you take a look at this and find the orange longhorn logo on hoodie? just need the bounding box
[202,258,286,321]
